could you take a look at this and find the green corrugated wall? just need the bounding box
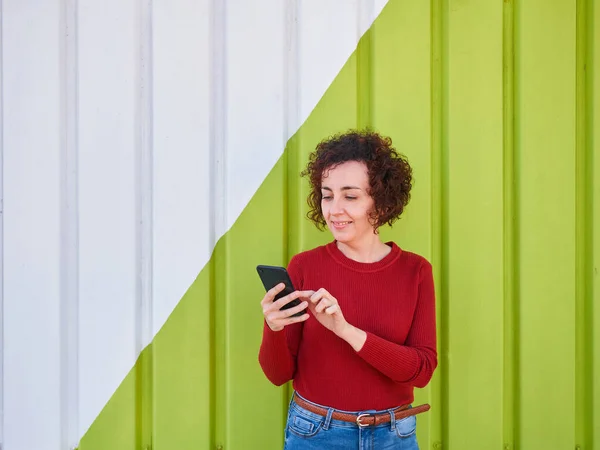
[78,0,600,449]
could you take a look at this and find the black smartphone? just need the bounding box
[256,265,304,318]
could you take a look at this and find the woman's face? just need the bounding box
[320,160,376,245]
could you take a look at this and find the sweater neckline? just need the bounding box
[325,240,401,272]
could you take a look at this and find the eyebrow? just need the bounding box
[321,186,362,191]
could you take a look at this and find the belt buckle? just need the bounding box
[356,413,371,428]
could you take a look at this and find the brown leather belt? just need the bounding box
[293,394,431,428]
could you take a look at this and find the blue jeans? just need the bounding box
[284,393,420,450]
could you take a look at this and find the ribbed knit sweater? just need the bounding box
[258,241,438,411]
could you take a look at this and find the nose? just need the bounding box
[329,197,344,215]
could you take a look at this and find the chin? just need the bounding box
[330,231,354,244]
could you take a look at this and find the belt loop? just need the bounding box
[388,409,396,431]
[323,407,334,430]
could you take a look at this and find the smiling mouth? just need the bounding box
[331,221,353,226]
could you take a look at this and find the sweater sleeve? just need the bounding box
[356,262,438,388]
[258,255,304,386]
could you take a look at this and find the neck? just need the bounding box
[336,233,391,263]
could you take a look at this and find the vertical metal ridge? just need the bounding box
[585,0,600,449]
[0,0,4,446]
[135,0,154,447]
[209,1,228,242]
[357,0,375,39]
[283,0,299,261]
[283,0,300,410]
[439,0,450,446]
[585,3,596,448]
[59,0,80,448]
[502,1,518,449]
[575,0,594,447]
[356,0,375,129]
[430,0,447,447]
[209,0,227,447]
[511,0,523,447]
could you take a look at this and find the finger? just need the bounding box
[315,298,332,314]
[261,283,286,306]
[309,291,325,304]
[282,301,309,318]
[267,283,287,299]
[266,301,308,322]
[272,290,304,310]
[325,304,339,315]
[284,313,310,325]
[263,292,286,313]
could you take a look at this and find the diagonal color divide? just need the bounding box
[77,1,439,449]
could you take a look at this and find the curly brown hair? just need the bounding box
[300,130,413,231]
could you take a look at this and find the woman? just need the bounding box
[259,130,437,450]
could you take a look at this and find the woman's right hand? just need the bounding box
[261,283,313,331]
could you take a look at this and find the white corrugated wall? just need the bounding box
[0,1,386,448]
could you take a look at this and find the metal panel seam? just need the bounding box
[357,0,374,128]
[511,0,523,445]
[283,0,300,414]
[210,0,227,446]
[439,0,450,443]
[585,1,597,448]
[0,0,4,445]
[430,0,446,447]
[502,1,518,449]
[135,0,154,447]
[575,0,594,448]
[59,0,80,447]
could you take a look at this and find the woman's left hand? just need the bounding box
[308,288,368,351]
[308,288,349,336]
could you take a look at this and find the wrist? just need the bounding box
[337,323,367,352]
[266,320,283,332]
[336,322,354,340]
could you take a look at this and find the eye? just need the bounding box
[322,196,332,201]
[345,196,357,200]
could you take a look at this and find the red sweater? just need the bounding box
[258,241,438,411]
